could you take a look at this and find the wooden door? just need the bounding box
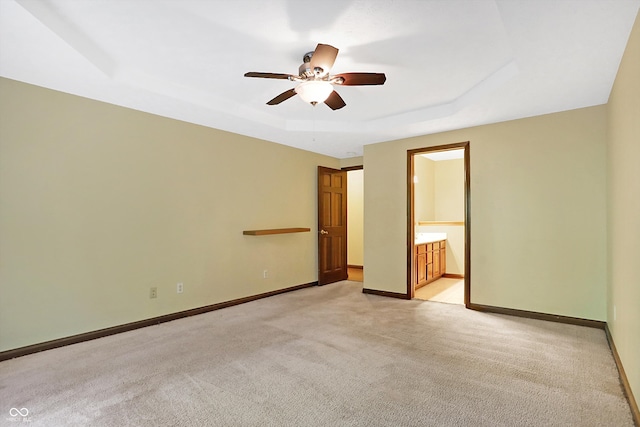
[318,166,348,285]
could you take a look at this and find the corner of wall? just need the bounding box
[605,8,640,416]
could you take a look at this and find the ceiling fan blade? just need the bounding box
[310,44,339,74]
[324,90,346,110]
[333,72,386,86]
[245,72,294,80]
[266,88,297,105]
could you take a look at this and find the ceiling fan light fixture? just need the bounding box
[295,80,333,106]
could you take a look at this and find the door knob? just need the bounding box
[320,230,329,235]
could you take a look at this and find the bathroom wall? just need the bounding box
[414,155,435,221]
[434,159,464,221]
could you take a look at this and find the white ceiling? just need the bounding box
[1,0,638,159]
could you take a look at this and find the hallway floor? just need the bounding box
[347,267,363,282]
[414,278,464,305]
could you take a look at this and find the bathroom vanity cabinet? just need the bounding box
[415,239,446,289]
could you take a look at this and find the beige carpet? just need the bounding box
[0,281,633,426]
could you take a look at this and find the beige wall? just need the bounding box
[414,157,464,222]
[607,11,640,410]
[364,105,607,321]
[435,159,464,221]
[347,169,364,266]
[414,156,435,221]
[414,157,464,223]
[0,78,339,352]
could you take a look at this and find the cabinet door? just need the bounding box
[417,253,427,284]
[440,242,446,275]
[433,248,440,276]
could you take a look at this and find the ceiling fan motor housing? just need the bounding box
[298,66,326,79]
[299,51,323,79]
[298,63,313,78]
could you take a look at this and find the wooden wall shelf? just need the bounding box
[243,228,311,236]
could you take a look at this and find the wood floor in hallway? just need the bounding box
[414,277,464,305]
[347,267,363,282]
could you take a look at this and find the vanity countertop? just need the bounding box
[415,232,447,245]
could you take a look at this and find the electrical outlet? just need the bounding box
[150,287,157,299]
[263,269,268,279]
[177,282,183,294]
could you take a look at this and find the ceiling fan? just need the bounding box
[244,43,386,110]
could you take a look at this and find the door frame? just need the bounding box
[407,141,470,306]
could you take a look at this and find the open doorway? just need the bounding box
[345,166,364,282]
[407,142,470,306]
